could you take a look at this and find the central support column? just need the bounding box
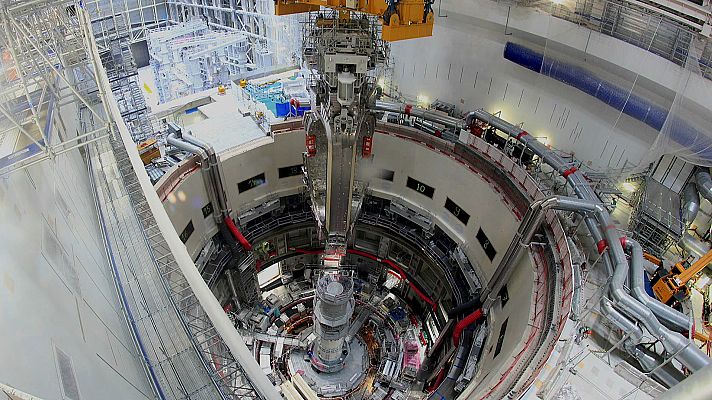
[310,270,355,372]
[300,13,383,375]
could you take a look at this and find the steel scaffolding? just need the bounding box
[0,0,111,175]
[518,0,712,76]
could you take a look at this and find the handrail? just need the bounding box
[83,9,282,399]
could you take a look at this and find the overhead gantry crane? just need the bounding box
[274,0,435,41]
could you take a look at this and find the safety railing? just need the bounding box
[82,7,272,396]
[108,132,263,399]
[88,135,227,399]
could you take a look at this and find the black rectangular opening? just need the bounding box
[238,173,266,193]
[444,197,470,225]
[476,228,497,261]
[377,169,395,181]
[278,164,303,178]
[201,202,214,218]
[498,285,509,307]
[406,177,435,198]
[493,318,508,358]
[179,220,194,243]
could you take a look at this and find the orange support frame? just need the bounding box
[274,0,434,41]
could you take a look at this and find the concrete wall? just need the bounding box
[389,0,712,171]
[161,130,523,282]
[366,132,520,282]
[221,132,306,213]
[464,254,536,398]
[162,167,219,259]
[0,149,152,399]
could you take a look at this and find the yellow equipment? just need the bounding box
[652,249,712,304]
[274,0,434,41]
[217,85,226,95]
[137,139,160,165]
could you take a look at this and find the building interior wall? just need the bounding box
[0,145,152,399]
[390,0,712,173]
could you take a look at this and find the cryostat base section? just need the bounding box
[290,337,368,398]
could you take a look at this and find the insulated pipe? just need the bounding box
[224,216,252,251]
[178,130,230,217]
[626,238,690,332]
[225,269,242,310]
[452,309,483,347]
[428,329,474,400]
[600,299,646,359]
[659,363,712,400]
[448,297,482,317]
[479,196,554,308]
[166,131,222,224]
[682,181,700,224]
[608,230,710,371]
[695,169,712,204]
[372,100,467,131]
[552,198,710,372]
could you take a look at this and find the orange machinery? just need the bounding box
[137,138,161,165]
[649,250,712,305]
[274,0,434,41]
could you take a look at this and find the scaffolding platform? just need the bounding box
[628,177,683,257]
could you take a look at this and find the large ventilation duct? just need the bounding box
[503,42,712,159]
[679,233,711,259]
[168,123,230,218]
[626,239,690,331]
[167,125,251,252]
[695,168,712,204]
[471,110,711,373]
[682,181,700,224]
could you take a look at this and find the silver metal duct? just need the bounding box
[682,181,700,224]
[626,238,690,331]
[372,100,467,130]
[166,125,230,222]
[178,129,230,217]
[679,232,711,259]
[659,363,712,400]
[166,131,221,222]
[695,168,712,204]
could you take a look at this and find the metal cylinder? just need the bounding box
[310,270,355,373]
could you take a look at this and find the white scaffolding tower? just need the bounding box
[148,18,250,103]
[0,0,112,176]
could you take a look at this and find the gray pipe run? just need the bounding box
[695,169,712,204]
[626,238,690,331]
[680,233,711,259]
[165,132,217,217]
[682,182,700,224]
[225,270,242,310]
[166,124,230,221]
[370,101,711,373]
[372,100,469,131]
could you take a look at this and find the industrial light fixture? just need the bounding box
[621,181,637,192]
